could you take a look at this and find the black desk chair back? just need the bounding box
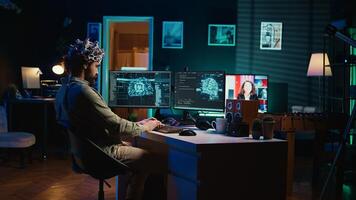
[67,129,130,200]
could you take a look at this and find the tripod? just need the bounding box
[319,22,356,200]
[319,105,355,200]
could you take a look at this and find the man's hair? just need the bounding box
[64,39,104,75]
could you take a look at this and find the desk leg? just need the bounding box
[8,103,13,131]
[335,145,345,200]
[42,103,48,160]
[312,130,322,198]
[287,131,295,196]
[116,175,129,200]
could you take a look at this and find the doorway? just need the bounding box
[101,16,154,119]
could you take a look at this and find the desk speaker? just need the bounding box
[225,99,259,131]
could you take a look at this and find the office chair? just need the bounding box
[0,105,35,168]
[67,128,131,200]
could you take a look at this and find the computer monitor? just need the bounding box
[174,71,225,112]
[225,74,268,113]
[21,66,41,89]
[109,71,171,108]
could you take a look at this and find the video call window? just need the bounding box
[225,74,268,113]
[174,71,225,112]
[109,71,171,108]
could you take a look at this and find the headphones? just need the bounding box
[182,112,213,130]
[195,119,213,130]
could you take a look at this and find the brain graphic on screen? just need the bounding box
[199,77,219,101]
[128,77,154,97]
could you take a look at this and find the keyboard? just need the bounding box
[153,125,183,133]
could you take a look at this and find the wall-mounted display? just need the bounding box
[260,22,282,50]
[208,24,236,46]
[162,21,183,49]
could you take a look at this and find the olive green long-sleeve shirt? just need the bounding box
[55,76,143,147]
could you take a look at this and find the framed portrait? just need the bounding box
[162,21,184,49]
[208,24,236,46]
[87,22,102,44]
[260,22,282,50]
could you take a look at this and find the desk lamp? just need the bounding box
[52,62,65,75]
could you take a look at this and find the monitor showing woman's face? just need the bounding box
[243,81,253,94]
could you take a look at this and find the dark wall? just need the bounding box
[0,0,237,84]
[0,0,67,85]
[0,0,352,110]
[66,0,238,72]
[152,1,237,72]
[236,0,333,109]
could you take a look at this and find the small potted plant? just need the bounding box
[251,118,263,139]
[263,115,275,139]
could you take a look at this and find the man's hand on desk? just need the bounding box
[137,117,157,125]
[139,118,163,132]
[122,141,132,146]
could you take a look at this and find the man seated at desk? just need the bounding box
[55,38,163,200]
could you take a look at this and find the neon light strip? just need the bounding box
[349,28,356,145]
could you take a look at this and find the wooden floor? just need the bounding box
[0,157,116,200]
[0,153,354,200]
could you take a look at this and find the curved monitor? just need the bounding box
[174,71,225,112]
[109,71,171,108]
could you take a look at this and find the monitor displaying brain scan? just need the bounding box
[109,71,171,108]
[174,71,225,112]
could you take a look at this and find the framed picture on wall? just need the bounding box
[260,22,282,50]
[208,24,236,46]
[87,22,102,90]
[87,22,102,44]
[162,21,184,49]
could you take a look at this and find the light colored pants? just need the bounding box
[105,144,162,200]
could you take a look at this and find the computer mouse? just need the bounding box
[179,129,197,136]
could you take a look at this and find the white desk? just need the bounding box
[117,127,287,200]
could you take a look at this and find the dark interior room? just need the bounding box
[0,0,355,199]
